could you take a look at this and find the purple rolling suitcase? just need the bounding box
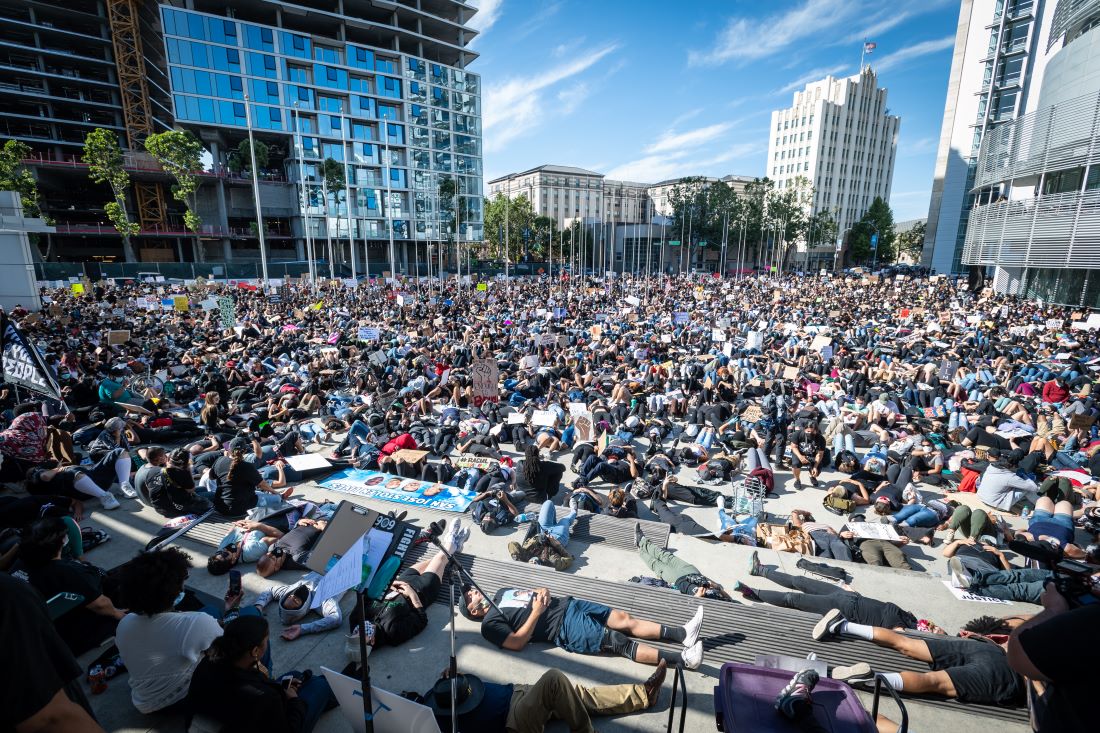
[713,662,907,732]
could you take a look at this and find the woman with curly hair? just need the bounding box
[114,548,242,715]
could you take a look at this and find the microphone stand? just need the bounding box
[430,533,512,733]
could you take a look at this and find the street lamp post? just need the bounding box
[242,94,269,286]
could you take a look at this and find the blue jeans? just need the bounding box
[283,670,338,733]
[892,504,938,527]
[832,433,855,455]
[970,567,1051,604]
[538,499,576,547]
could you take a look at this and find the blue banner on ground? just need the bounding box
[319,468,475,513]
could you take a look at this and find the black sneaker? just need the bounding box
[812,608,846,641]
[794,479,804,490]
[748,550,763,577]
[830,662,875,687]
[775,668,819,721]
[809,475,820,488]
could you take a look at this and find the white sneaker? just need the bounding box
[101,494,121,510]
[119,482,138,499]
[943,528,956,544]
[682,607,704,648]
[681,640,703,670]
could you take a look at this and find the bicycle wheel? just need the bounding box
[131,375,164,397]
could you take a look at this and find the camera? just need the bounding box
[1009,538,1096,606]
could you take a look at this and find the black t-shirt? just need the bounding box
[272,524,320,565]
[600,459,633,484]
[515,460,565,503]
[188,658,307,732]
[0,573,87,727]
[954,543,1002,570]
[1018,603,1100,733]
[481,589,568,649]
[11,559,104,652]
[212,455,262,516]
[790,430,826,456]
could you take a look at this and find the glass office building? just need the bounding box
[160,4,483,267]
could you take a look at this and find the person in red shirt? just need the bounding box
[1041,377,1069,404]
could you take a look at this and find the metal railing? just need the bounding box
[962,188,1100,268]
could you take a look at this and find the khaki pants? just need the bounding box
[506,668,647,733]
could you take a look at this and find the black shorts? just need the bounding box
[924,637,1022,705]
[398,568,441,607]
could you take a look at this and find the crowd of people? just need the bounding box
[2,267,1098,733]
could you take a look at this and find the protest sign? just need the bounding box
[107,330,130,345]
[470,358,499,407]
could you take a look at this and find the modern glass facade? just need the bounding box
[160,5,483,247]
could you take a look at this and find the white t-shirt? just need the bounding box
[115,611,223,713]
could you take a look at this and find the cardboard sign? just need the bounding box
[507,412,527,424]
[71,283,84,295]
[810,335,832,351]
[107,330,130,345]
[391,449,429,464]
[589,325,603,340]
[1069,413,1097,431]
[531,410,556,427]
[470,358,500,406]
[782,366,799,381]
[476,283,488,292]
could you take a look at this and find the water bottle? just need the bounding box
[1021,507,1031,520]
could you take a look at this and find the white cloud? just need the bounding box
[557,83,591,115]
[482,44,618,152]
[468,0,504,35]
[774,64,850,95]
[645,122,734,154]
[689,0,862,66]
[873,36,955,73]
[840,10,914,44]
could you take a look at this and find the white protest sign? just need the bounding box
[746,331,763,350]
[519,355,539,370]
[624,295,641,308]
[567,402,588,418]
[846,523,900,541]
[941,582,1011,604]
[711,329,727,342]
[358,326,380,341]
[531,410,556,427]
[507,412,526,424]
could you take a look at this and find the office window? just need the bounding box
[246,52,278,79]
[431,108,449,129]
[409,81,427,103]
[379,104,399,120]
[287,84,313,108]
[214,73,244,99]
[280,32,310,59]
[349,46,374,70]
[375,57,396,74]
[379,76,401,99]
[319,95,345,113]
[388,168,407,187]
[355,95,374,116]
[248,78,279,104]
[406,58,426,80]
[352,123,374,141]
[314,45,342,64]
[314,64,348,89]
[410,104,428,126]
[186,13,206,40]
[244,25,274,51]
[349,76,371,94]
[321,114,342,133]
[386,123,404,144]
[322,143,344,162]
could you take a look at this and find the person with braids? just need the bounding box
[114,548,243,715]
[210,443,291,518]
[188,615,337,733]
[513,443,565,504]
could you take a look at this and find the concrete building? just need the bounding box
[1,0,484,270]
[0,191,51,311]
[923,0,1053,276]
[767,67,900,262]
[486,165,606,230]
[646,176,720,218]
[961,0,1100,306]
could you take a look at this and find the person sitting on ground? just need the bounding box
[632,523,731,600]
[0,572,106,732]
[423,662,668,732]
[147,448,212,519]
[819,611,1025,707]
[254,512,337,578]
[513,443,565,504]
[115,547,240,715]
[974,449,1039,512]
[460,585,705,669]
[211,445,292,518]
[188,614,337,733]
[788,422,826,489]
[133,445,167,503]
[10,517,127,656]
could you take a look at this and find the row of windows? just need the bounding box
[777,114,815,131]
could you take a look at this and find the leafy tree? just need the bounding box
[897,220,926,262]
[227,138,269,175]
[767,176,812,271]
[84,128,138,262]
[806,208,839,249]
[484,192,535,261]
[144,130,205,235]
[847,196,897,265]
[0,139,47,220]
[532,214,556,256]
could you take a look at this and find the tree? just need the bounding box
[144,130,205,240]
[767,176,812,271]
[227,138,269,175]
[847,196,897,266]
[532,215,556,257]
[321,157,346,268]
[0,140,46,220]
[84,128,138,262]
[484,192,534,262]
[897,220,926,263]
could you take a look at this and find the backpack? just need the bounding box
[749,466,774,495]
[822,492,855,515]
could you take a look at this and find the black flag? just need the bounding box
[1,311,64,403]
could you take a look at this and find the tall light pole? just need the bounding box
[340,112,356,281]
[242,94,269,286]
[382,124,397,277]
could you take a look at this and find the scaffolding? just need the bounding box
[107,0,167,229]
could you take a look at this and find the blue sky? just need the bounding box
[468,0,961,221]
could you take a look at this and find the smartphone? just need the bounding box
[228,569,242,597]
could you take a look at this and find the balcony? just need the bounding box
[962,188,1100,268]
